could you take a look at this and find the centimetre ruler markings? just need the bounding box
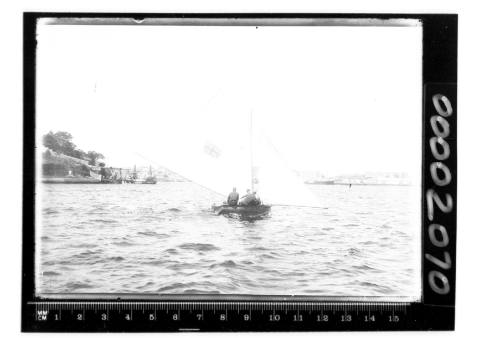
[29,301,411,329]
[30,301,409,311]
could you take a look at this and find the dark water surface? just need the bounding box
[37,182,420,299]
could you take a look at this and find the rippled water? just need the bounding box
[37,182,420,299]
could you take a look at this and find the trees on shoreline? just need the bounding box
[42,131,105,166]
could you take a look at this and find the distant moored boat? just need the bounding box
[142,166,157,184]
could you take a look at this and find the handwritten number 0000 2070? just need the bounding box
[425,93,454,295]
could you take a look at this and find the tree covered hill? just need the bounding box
[43,131,104,166]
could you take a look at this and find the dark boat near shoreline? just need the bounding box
[141,166,157,184]
[100,178,123,184]
[130,166,157,184]
[142,176,157,184]
[123,165,157,184]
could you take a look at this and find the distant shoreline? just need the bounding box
[41,179,411,187]
[305,181,411,187]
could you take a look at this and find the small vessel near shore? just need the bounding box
[124,165,157,184]
[101,177,123,184]
[142,166,157,184]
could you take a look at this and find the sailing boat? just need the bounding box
[126,164,157,184]
[211,112,271,217]
[157,97,319,217]
[143,165,157,184]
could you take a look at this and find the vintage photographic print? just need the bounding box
[22,14,457,332]
[35,18,422,299]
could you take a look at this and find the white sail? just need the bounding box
[159,110,319,208]
[160,106,252,197]
[156,87,320,206]
[181,139,252,197]
[251,117,320,207]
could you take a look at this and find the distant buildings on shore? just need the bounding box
[41,147,188,184]
[298,170,412,186]
[41,147,411,186]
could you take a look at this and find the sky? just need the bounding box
[36,21,422,179]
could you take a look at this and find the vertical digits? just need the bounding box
[426,189,453,221]
[428,270,451,295]
[428,223,450,247]
[425,251,452,270]
[432,94,453,117]
[429,136,450,161]
[430,162,452,186]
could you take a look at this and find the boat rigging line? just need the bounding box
[132,152,225,197]
[271,204,330,210]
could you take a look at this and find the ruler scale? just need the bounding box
[27,301,423,331]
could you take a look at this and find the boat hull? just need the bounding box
[143,177,157,184]
[125,178,157,184]
[212,204,271,217]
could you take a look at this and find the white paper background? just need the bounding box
[1,1,499,337]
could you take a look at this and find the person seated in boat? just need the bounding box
[238,189,252,206]
[239,189,260,206]
[227,187,239,206]
[247,191,261,206]
[252,192,262,206]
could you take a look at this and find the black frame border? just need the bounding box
[22,12,457,331]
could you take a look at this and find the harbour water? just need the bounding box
[37,182,420,299]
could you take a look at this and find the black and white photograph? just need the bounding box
[34,18,423,300]
[2,0,500,335]
[15,10,465,333]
